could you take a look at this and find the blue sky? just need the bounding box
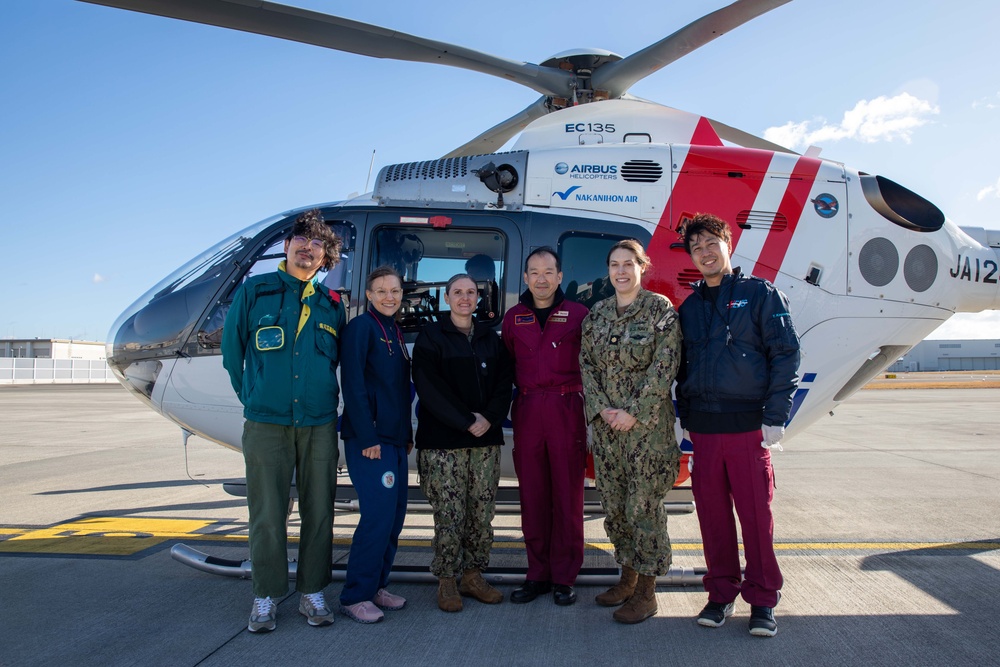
[3,0,1000,341]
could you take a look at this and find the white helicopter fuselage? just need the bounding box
[111,99,1000,484]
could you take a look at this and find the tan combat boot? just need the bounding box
[459,568,504,604]
[437,577,463,612]
[613,574,658,624]
[594,565,638,607]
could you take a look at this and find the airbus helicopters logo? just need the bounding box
[554,162,618,180]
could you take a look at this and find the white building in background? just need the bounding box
[889,339,1000,372]
[0,339,113,384]
[0,338,106,360]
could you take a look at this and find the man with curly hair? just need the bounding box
[223,209,346,633]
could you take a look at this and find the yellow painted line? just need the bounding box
[0,517,214,556]
[1,517,996,557]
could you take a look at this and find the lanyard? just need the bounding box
[703,280,734,346]
[367,309,409,360]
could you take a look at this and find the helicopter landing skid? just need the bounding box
[168,543,706,586]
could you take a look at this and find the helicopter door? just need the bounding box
[362,212,522,333]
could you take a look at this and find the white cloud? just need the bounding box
[928,311,1000,340]
[971,92,1000,110]
[976,176,1000,201]
[763,93,939,150]
[92,273,106,284]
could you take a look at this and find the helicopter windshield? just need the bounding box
[106,214,283,361]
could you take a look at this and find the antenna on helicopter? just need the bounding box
[364,149,376,195]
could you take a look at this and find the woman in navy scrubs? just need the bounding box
[339,266,413,623]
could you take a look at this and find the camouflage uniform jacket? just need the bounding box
[580,289,683,438]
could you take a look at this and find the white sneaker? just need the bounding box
[248,596,276,633]
[299,591,334,627]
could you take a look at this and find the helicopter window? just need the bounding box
[193,220,355,351]
[559,232,649,309]
[371,226,505,333]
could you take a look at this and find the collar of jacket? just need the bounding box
[367,306,399,329]
[276,260,319,293]
[692,266,746,294]
[518,286,565,309]
[440,315,487,337]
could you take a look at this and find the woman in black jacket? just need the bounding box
[412,273,513,613]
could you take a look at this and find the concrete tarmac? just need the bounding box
[1,385,998,666]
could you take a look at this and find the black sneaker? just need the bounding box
[749,605,777,637]
[696,600,735,628]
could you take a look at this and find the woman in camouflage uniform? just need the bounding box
[412,274,513,613]
[580,239,682,624]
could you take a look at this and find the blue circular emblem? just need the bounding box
[813,193,839,218]
[381,471,395,489]
[554,162,569,175]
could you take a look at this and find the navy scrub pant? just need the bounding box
[340,441,408,606]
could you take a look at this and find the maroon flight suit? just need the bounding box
[502,293,589,586]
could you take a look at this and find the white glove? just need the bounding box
[682,430,693,472]
[761,424,785,451]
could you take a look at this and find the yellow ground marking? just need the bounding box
[1,517,995,557]
[0,517,213,556]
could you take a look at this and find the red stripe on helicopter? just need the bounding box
[750,156,823,283]
[690,116,723,147]
[646,144,775,305]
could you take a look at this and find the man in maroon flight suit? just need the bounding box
[502,246,589,606]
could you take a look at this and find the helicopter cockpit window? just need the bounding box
[560,232,647,309]
[372,226,505,333]
[193,220,355,352]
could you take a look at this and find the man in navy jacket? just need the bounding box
[675,213,800,638]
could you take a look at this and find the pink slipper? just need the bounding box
[341,600,384,624]
[373,588,406,610]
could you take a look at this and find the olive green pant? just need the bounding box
[242,420,339,598]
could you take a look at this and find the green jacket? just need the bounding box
[222,263,346,427]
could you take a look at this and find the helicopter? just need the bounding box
[87,0,1000,530]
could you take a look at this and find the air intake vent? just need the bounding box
[904,244,938,292]
[383,157,470,182]
[859,237,899,287]
[736,210,788,231]
[621,160,663,183]
[677,269,704,287]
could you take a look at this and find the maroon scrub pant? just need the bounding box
[690,430,783,607]
[512,391,587,586]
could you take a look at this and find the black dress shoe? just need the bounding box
[511,580,551,604]
[553,584,577,606]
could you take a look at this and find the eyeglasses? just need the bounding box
[373,288,403,298]
[291,235,325,250]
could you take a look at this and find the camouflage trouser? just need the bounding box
[417,446,501,578]
[592,425,679,577]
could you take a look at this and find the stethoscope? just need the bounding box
[367,308,409,360]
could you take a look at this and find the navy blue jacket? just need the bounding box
[676,269,800,429]
[340,308,413,450]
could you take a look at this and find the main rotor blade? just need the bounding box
[707,118,798,154]
[441,97,551,159]
[592,0,792,97]
[79,0,575,97]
